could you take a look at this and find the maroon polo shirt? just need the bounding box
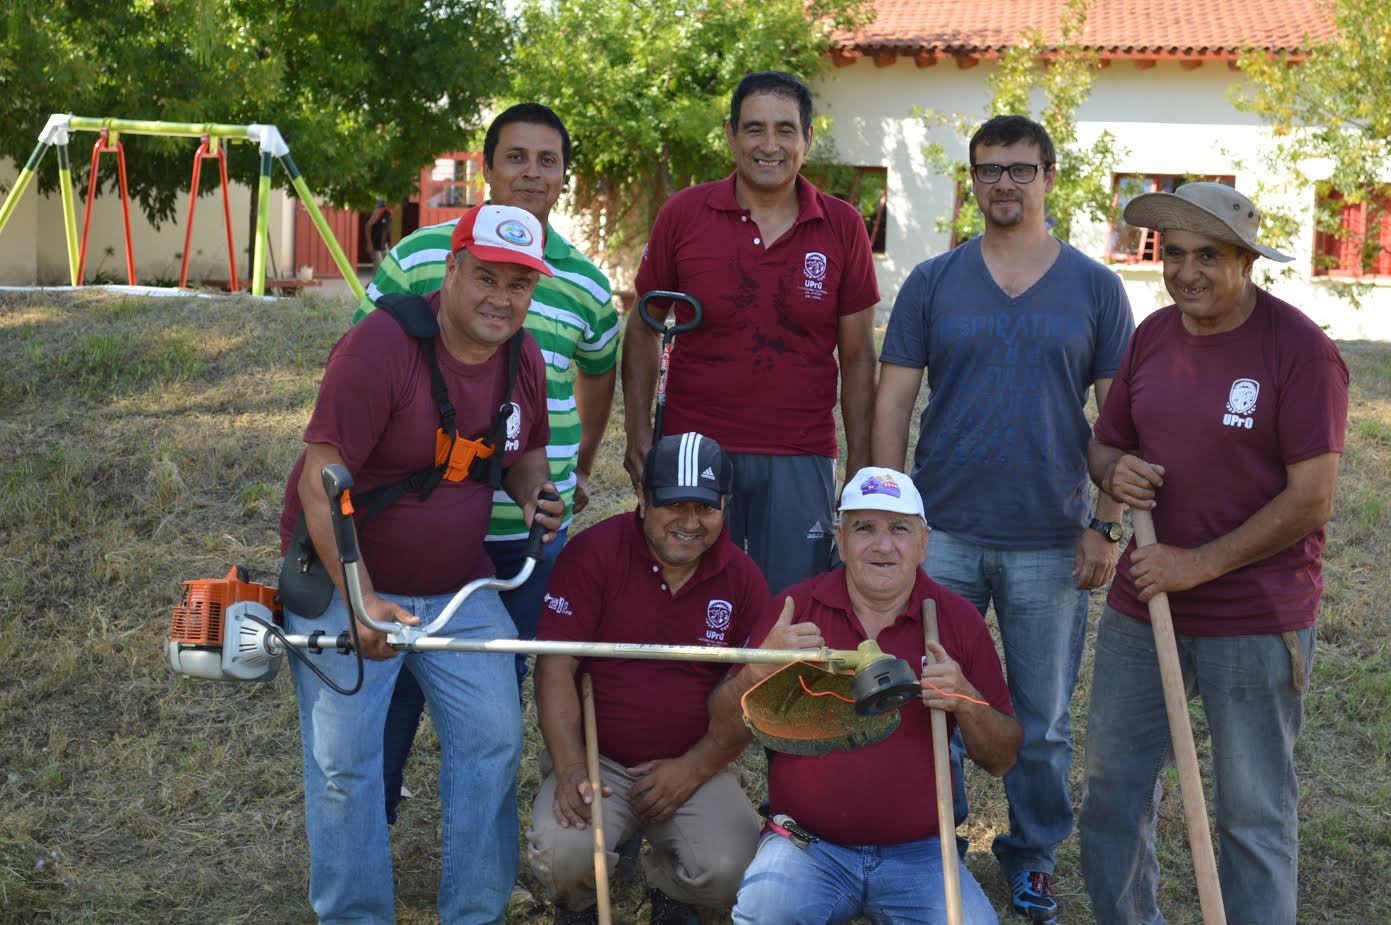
[279,292,548,595]
[743,569,1012,846]
[538,510,769,767]
[1095,289,1348,636]
[635,174,880,458]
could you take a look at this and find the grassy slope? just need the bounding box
[0,290,1385,924]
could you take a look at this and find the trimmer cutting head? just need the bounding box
[850,656,922,716]
[741,660,904,756]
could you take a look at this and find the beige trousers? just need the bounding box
[527,750,761,912]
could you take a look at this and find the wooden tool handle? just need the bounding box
[581,673,612,925]
[1130,509,1227,925]
[923,599,964,925]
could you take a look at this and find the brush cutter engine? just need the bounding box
[167,566,287,682]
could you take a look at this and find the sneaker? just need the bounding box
[552,905,599,925]
[509,882,535,908]
[1010,871,1058,924]
[648,887,701,925]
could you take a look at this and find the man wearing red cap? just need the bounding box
[278,202,565,924]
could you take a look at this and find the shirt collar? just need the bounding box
[809,567,936,624]
[705,173,827,226]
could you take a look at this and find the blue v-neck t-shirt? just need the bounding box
[880,236,1133,547]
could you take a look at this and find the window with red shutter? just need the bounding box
[1315,187,1391,278]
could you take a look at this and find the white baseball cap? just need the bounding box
[838,467,925,520]
[450,203,553,276]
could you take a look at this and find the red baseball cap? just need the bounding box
[449,203,553,277]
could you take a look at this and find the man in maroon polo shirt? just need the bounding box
[1079,183,1348,924]
[709,466,1020,925]
[622,69,880,594]
[527,432,769,925]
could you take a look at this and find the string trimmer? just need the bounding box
[167,465,924,751]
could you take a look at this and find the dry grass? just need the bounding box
[0,290,1385,923]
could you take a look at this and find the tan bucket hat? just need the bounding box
[1123,182,1293,262]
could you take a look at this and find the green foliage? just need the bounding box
[1234,0,1391,297]
[0,0,512,220]
[918,0,1121,244]
[504,0,871,266]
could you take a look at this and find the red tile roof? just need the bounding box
[839,0,1336,60]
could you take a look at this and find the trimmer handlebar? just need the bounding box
[637,290,703,337]
[322,464,360,565]
[335,470,561,640]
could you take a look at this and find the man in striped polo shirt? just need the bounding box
[356,103,620,833]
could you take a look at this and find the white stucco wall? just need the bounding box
[814,58,1391,340]
[0,158,295,287]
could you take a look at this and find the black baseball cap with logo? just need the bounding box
[643,432,734,507]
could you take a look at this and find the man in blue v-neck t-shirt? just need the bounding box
[873,115,1133,924]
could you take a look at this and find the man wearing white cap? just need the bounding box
[1080,182,1349,924]
[277,201,565,923]
[710,467,1021,925]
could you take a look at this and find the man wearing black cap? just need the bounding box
[1081,182,1348,923]
[528,432,768,925]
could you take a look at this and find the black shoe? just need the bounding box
[553,905,599,925]
[648,888,701,925]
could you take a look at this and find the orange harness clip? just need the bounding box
[435,429,496,483]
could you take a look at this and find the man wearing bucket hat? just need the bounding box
[528,432,768,925]
[277,201,565,924]
[709,467,1020,925]
[1079,182,1348,924]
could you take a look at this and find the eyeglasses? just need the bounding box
[971,163,1051,184]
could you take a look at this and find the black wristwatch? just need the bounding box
[1088,517,1124,543]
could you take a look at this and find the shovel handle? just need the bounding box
[1131,509,1227,925]
[923,599,963,925]
[581,674,612,925]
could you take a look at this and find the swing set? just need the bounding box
[0,113,365,299]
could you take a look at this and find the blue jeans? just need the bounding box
[925,530,1090,878]
[1079,606,1313,925]
[732,831,999,925]
[382,527,567,824]
[287,587,523,924]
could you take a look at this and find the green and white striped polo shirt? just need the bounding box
[354,218,619,541]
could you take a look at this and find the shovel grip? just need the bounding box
[637,290,702,336]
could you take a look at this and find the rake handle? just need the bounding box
[1131,509,1227,925]
[581,674,612,925]
[923,599,963,925]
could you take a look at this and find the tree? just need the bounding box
[918,0,1121,244]
[1234,0,1391,289]
[503,0,871,272]
[0,0,513,222]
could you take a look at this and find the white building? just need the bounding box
[815,0,1391,339]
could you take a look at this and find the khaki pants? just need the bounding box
[527,751,761,912]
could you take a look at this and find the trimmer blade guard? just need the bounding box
[741,661,900,756]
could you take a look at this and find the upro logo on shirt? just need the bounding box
[800,251,828,300]
[544,593,572,616]
[504,401,522,450]
[1222,378,1260,429]
[704,599,732,645]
